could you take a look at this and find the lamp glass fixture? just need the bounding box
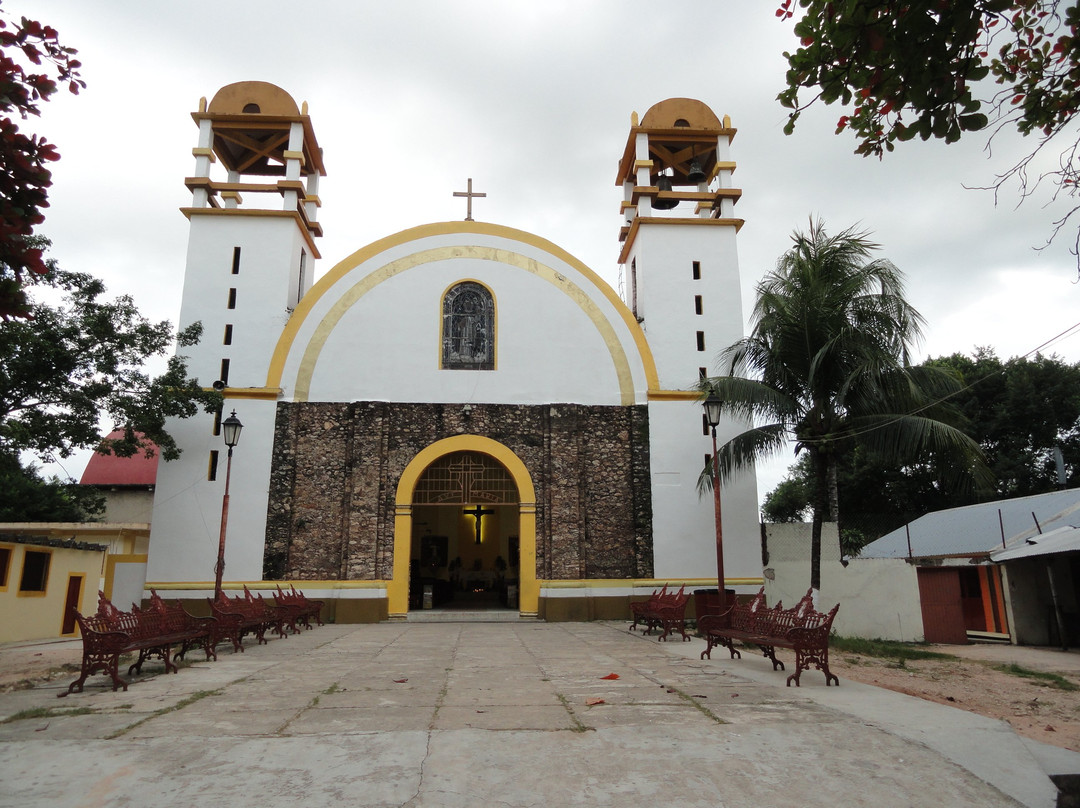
[221,411,244,448]
[703,394,723,428]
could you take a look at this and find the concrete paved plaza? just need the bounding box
[1,621,1077,807]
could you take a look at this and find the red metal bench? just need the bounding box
[629,585,692,642]
[60,593,187,697]
[629,584,667,633]
[145,589,219,663]
[273,584,324,629]
[207,588,292,652]
[699,588,840,687]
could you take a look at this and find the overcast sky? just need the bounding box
[24,1,1080,496]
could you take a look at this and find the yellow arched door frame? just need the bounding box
[391,435,538,617]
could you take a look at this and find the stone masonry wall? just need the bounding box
[264,402,653,581]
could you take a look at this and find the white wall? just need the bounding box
[649,399,760,582]
[281,226,651,407]
[149,399,277,584]
[629,224,744,391]
[763,522,925,642]
[101,489,154,525]
[110,559,148,611]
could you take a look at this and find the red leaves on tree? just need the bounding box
[0,2,84,320]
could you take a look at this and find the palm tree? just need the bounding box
[699,220,990,598]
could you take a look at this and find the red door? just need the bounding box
[917,567,967,644]
[61,575,83,635]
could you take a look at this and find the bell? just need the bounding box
[687,159,706,184]
[653,173,678,210]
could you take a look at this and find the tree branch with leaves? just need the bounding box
[0,1,85,319]
[777,0,1080,262]
[0,245,222,464]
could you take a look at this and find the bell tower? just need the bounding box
[148,82,326,587]
[617,98,759,582]
[178,80,326,392]
[616,97,743,390]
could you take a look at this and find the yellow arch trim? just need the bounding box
[296,245,633,402]
[266,221,660,397]
[390,434,537,617]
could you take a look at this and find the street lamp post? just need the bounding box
[214,410,244,601]
[703,393,726,614]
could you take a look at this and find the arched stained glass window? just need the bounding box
[442,282,494,370]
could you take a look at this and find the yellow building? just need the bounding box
[0,533,107,644]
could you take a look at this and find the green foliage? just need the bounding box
[992,662,1080,689]
[701,219,989,587]
[926,349,1080,495]
[763,348,1080,550]
[760,466,812,524]
[776,1,1080,254]
[0,2,85,319]
[0,705,93,724]
[0,450,103,521]
[0,247,221,466]
[829,634,956,662]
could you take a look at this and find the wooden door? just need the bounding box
[917,567,967,644]
[61,574,83,635]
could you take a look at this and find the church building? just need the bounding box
[145,81,761,621]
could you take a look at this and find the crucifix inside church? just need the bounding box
[453,177,486,221]
[464,504,495,544]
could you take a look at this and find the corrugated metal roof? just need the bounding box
[991,524,1080,563]
[858,488,1080,559]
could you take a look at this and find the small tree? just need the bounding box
[0,253,221,464]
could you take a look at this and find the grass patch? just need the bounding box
[992,663,1080,691]
[667,685,727,724]
[321,682,342,695]
[2,705,94,724]
[555,692,589,733]
[829,635,956,662]
[105,688,223,739]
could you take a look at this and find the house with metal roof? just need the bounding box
[859,488,1080,646]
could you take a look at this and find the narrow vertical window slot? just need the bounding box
[696,331,706,351]
[231,247,241,275]
[208,450,219,481]
[227,288,237,309]
[692,261,701,280]
[296,250,307,305]
[223,324,233,345]
[695,295,703,315]
[219,358,230,385]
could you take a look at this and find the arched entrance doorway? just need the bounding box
[390,436,537,617]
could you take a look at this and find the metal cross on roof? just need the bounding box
[453,177,486,221]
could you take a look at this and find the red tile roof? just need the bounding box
[79,431,159,486]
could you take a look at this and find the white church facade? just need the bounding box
[146,81,761,621]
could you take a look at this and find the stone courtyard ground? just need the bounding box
[5,631,1080,754]
[2,622,1071,808]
